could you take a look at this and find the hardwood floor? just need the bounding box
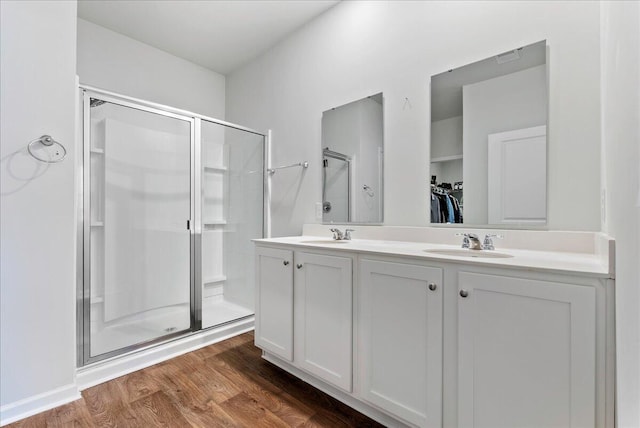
[7,332,384,427]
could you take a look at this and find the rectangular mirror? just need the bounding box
[430,40,547,226]
[322,93,384,224]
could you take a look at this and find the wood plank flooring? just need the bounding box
[7,332,384,427]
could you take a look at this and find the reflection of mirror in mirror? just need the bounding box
[430,40,547,226]
[322,93,383,224]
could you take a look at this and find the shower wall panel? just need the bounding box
[103,117,190,322]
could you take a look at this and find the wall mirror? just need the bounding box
[321,93,384,224]
[430,40,547,226]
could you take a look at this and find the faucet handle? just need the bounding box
[344,229,355,240]
[483,234,503,250]
[455,232,471,249]
[330,228,344,240]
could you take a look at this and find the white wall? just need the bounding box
[463,65,547,224]
[601,1,640,427]
[431,116,463,159]
[0,0,79,423]
[77,19,225,119]
[226,0,602,236]
[98,113,191,323]
[430,159,463,190]
[357,98,383,223]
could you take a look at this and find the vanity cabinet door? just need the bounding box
[294,251,353,392]
[255,246,293,361]
[359,259,443,428]
[457,272,596,428]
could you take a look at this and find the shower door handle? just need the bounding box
[187,220,190,230]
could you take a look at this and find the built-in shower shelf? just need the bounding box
[90,148,104,154]
[204,220,227,227]
[204,165,227,172]
[204,275,227,285]
[91,221,104,227]
[431,154,462,163]
[203,280,225,299]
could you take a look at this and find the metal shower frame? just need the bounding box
[76,84,269,367]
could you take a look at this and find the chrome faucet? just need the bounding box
[466,234,483,250]
[457,233,483,250]
[330,228,354,240]
[344,229,354,240]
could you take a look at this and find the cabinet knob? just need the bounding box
[428,283,437,291]
[459,289,469,298]
[283,260,289,266]
[296,263,303,269]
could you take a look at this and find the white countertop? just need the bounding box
[254,235,613,278]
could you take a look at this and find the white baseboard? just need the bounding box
[0,383,81,427]
[77,316,254,390]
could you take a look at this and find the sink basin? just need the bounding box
[423,249,514,258]
[300,240,351,244]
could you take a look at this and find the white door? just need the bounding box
[254,246,293,361]
[458,271,596,428]
[359,259,443,428]
[294,251,353,391]
[487,125,546,224]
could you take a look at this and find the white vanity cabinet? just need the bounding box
[457,271,597,428]
[294,251,353,391]
[254,245,353,392]
[359,258,443,428]
[254,246,294,361]
[254,237,613,428]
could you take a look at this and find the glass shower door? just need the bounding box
[200,120,264,329]
[84,95,193,362]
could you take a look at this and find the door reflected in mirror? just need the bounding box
[430,40,547,226]
[322,93,384,224]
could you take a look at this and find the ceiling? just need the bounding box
[77,0,339,75]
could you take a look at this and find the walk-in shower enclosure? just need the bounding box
[78,87,266,366]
